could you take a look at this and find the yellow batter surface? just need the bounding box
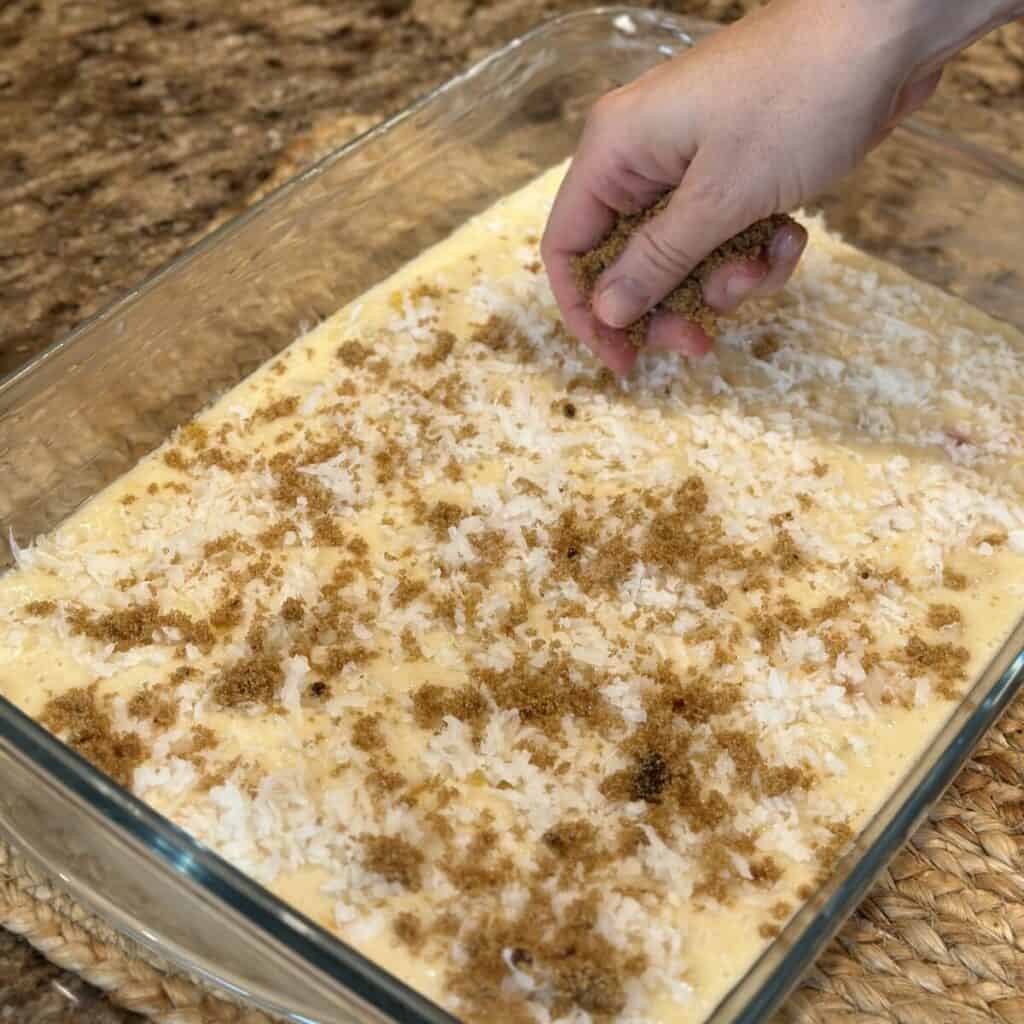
[3,164,1024,1023]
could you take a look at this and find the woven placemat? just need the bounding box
[4,115,1024,1024]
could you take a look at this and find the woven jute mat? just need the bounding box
[5,115,1024,1024]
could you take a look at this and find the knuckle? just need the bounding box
[634,224,697,277]
[589,164,640,213]
[686,173,743,219]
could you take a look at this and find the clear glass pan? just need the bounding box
[3,7,1024,1022]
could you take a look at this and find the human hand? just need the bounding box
[541,0,966,374]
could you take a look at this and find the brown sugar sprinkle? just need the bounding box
[759,923,781,939]
[189,724,217,754]
[980,530,1008,547]
[474,653,619,740]
[415,329,457,369]
[203,532,242,560]
[280,596,305,623]
[773,530,804,572]
[23,599,56,617]
[254,395,299,423]
[927,603,962,629]
[448,890,635,1022]
[902,634,970,697]
[400,627,424,661]
[163,448,190,472]
[814,820,855,877]
[410,683,488,734]
[66,602,215,654]
[392,574,426,609]
[40,685,147,788]
[943,567,968,591]
[426,500,465,541]
[351,713,384,753]
[751,334,781,361]
[337,340,370,367]
[540,815,602,864]
[771,900,792,921]
[120,493,137,506]
[362,835,424,891]
[305,680,332,702]
[127,687,179,732]
[212,653,284,709]
[393,912,425,952]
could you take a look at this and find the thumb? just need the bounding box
[593,156,757,330]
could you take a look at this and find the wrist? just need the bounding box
[855,0,1024,72]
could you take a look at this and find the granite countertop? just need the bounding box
[3,1,1024,1021]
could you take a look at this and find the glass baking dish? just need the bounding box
[3,6,1024,1023]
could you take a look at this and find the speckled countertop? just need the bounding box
[3,1,1024,1020]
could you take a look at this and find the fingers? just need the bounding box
[592,152,754,330]
[541,94,686,373]
[646,312,714,358]
[754,221,808,296]
[701,257,770,314]
[702,220,808,312]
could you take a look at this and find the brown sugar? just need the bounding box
[393,912,425,952]
[927,603,962,629]
[448,891,634,1022]
[212,654,284,708]
[67,602,161,652]
[127,687,179,731]
[362,835,424,891]
[411,683,488,733]
[427,500,465,540]
[416,329,457,368]
[752,335,781,361]
[392,574,427,609]
[351,713,384,753]
[571,193,796,347]
[255,395,299,423]
[40,685,147,788]
[942,567,968,591]
[337,340,370,367]
[23,599,56,617]
[902,634,970,697]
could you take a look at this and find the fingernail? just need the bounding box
[725,266,766,305]
[595,277,648,328]
[769,225,806,264]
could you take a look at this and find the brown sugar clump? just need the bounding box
[41,685,147,788]
[752,335,781,361]
[127,687,179,731]
[362,835,424,891]
[942,567,967,591]
[902,634,970,697]
[67,602,161,652]
[410,683,488,734]
[392,574,426,609]
[393,911,425,952]
[927,603,962,630]
[427,500,465,540]
[23,599,57,617]
[571,193,796,347]
[212,654,284,708]
[351,712,384,753]
[255,395,299,423]
[416,329,457,369]
[631,752,670,803]
[337,340,370,367]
